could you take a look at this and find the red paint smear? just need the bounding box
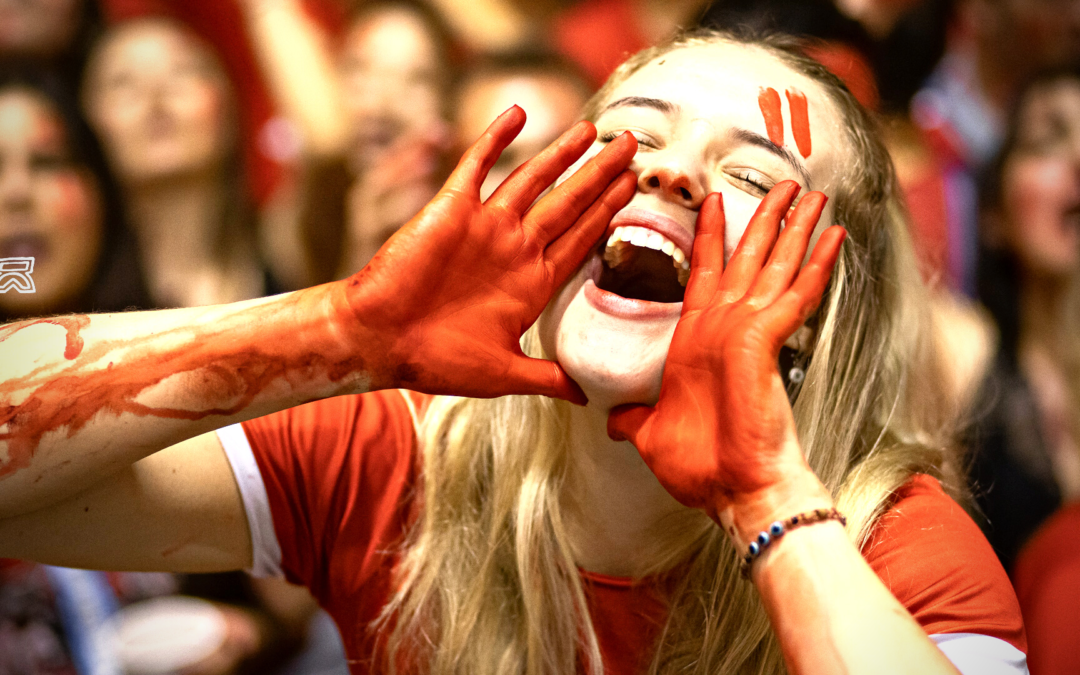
[757,87,784,147]
[787,89,812,159]
[0,315,90,360]
[0,290,377,479]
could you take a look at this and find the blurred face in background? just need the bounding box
[0,0,81,58]
[339,5,446,175]
[999,76,1080,278]
[455,70,589,200]
[0,88,102,315]
[84,19,233,185]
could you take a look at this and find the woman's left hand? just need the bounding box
[607,182,846,533]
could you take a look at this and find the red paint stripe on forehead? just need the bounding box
[757,87,784,147]
[786,89,812,159]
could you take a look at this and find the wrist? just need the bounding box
[716,468,835,552]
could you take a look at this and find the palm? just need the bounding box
[341,107,638,400]
[609,184,846,520]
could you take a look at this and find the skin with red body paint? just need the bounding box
[0,108,637,487]
[758,86,813,160]
[758,87,784,147]
[786,89,812,159]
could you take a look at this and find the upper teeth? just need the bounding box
[606,226,689,268]
[604,225,691,287]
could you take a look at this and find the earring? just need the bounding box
[779,345,811,404]
[787,365,805,385]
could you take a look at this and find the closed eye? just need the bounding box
[598,129,659,149]
[731,169,772,196]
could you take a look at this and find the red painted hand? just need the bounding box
[341,106,638,402]
[607,181,846,525]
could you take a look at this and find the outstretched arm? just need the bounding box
[609,184,962,675]
[0,108,637,526]
[238,0,347,159]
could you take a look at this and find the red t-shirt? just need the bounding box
[1012,501,1080,675]
[237,390,1025,674]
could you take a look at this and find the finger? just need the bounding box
[524,132,638,241]
[607,403,655,444]
[718,181,800,302]
[444,106,527,196]
[504,355,588,405]
[756,225,846,347]
[746,191,828,305]
[486,120,598,216]
[683,192,726,311]
[544,170,636,285]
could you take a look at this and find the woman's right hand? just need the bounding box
[339,106,638,402]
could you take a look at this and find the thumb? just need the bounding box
[607,403,656,444]
[505,355,588,405]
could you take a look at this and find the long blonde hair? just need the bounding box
[379,28,960,674]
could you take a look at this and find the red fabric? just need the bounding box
[861,474,1026,652]
[242,391,1026,673]
[1013,501,1080,675]
[552,0,650,87]
[99,0,348,207]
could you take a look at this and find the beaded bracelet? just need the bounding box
[739,507,847,579]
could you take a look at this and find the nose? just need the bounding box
[636,150,707,209]
[0,161,33,212]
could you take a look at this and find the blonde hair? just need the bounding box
[379,28,960,674]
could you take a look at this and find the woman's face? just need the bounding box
[538,42,848,410]
[998,77,1080,278]
[339,7,445,174]
[85,21,232,184]
[0,89,102,315]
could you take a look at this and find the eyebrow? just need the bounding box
[600,96,678,115]
[730,128,812,188]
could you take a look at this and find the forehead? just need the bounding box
[603,42,849,186]
[97,23,207,71]
[345,9,438,64]
[0,90,64,147]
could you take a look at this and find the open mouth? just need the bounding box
[0,232,49,262]
[596,225,690,303]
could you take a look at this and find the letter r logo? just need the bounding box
[0,257,36,294]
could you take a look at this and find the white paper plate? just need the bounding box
[103,596,228,675]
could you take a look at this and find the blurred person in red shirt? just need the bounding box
[82,17,297,306]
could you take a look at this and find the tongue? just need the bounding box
[598,246,685,303]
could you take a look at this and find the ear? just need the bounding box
[783,324,815,352]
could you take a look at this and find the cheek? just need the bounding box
[184,85,226,130]
[1005,158,1071,215]
[718,196,761,261]
[39,173,95,226]
[553,142,605,190]
[717,193,838,264]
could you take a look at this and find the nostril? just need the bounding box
[646,176,661,189]
[679,187,691,200]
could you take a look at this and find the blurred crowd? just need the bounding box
[0,0,1078,673]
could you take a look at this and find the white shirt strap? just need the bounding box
[217,424,284,579]
[931,633,1028,675]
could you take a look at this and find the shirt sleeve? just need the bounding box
[225,390,422,608]
[863,474,1028,671]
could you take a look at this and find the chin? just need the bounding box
[539,255,680,412]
